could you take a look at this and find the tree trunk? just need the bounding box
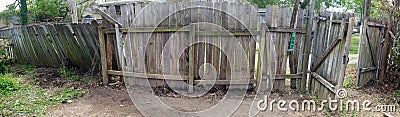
[20,0,28,26]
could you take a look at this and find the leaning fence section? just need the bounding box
[356,18,387,86]
[0,23,100,70]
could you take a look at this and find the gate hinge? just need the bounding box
[343,55,349,64]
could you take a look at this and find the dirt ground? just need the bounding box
[46,85,324,117]
[47,86,142,117]
[43,85,400,117]
[11,63,399,116]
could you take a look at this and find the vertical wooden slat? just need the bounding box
[98,27,108,84]
[189,24,195,93]
[337,17,355,90]
[302,0,315,92]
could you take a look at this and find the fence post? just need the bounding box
[301,0,315,92]
[98,27,109,84]
[188,24,195,93]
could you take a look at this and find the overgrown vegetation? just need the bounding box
[59,66,79,81]
[0,64,90,116]
[384,1,400,89]
[343,74,356,89]
[0,74,19,95]
[0,73,86,116]
[0,42,88,116]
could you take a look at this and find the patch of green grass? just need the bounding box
[58,66,79,81]
[349,34,360,54]
[20,64,34,75]
[69,75,79,81]
[20,64,33,70]
[0,74,87,116]
[0,73,20,95]
[343,75,356,89]
[347,63,357,67]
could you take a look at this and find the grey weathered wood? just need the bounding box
[310,72,335,92]
[356,18,386,86]
[189,24,195,93]
[69,0,78,23]
[97,0,146,7]
[115,24,123,70]
[302,0,315,92]
[336,17,355,90]
[108,70,188,80]
[311,19,346,71]
[95,8,123,27]
[275,74,302,79]
[258,23,269,92]
[98,27,108,84]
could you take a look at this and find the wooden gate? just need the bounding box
[356,18,387,86]
[261,5,307,92]
[309,10,355,99]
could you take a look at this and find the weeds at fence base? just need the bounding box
[0,65,98,116]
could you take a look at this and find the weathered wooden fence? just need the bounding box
[97,1,315,92]
[0,23,100,70]
[98,2,267,91]
[0,29,13,59]
[309,10,355,99]
[357,18,387,86]
[262,5,307,91]
[0,1,358,97]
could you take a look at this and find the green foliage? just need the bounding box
[30,0,69,22]
[53,87,86,101]
[249,0,388,17]
[58,66,79,81]
[0,59,16,74]
[0,74,19,95]
[250,0,358,12]
[343,75,356,89]
[0,0,94,24]
[20,64,34,75]
[0,44,16,74]
[347,63,357,67]
[387,2,400,88]
[0,74,87,116]
[59,66,73,77]
[20,64,33,70]
[395,90,400,96]
[249,0,295,8]
[349,34,360,54]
